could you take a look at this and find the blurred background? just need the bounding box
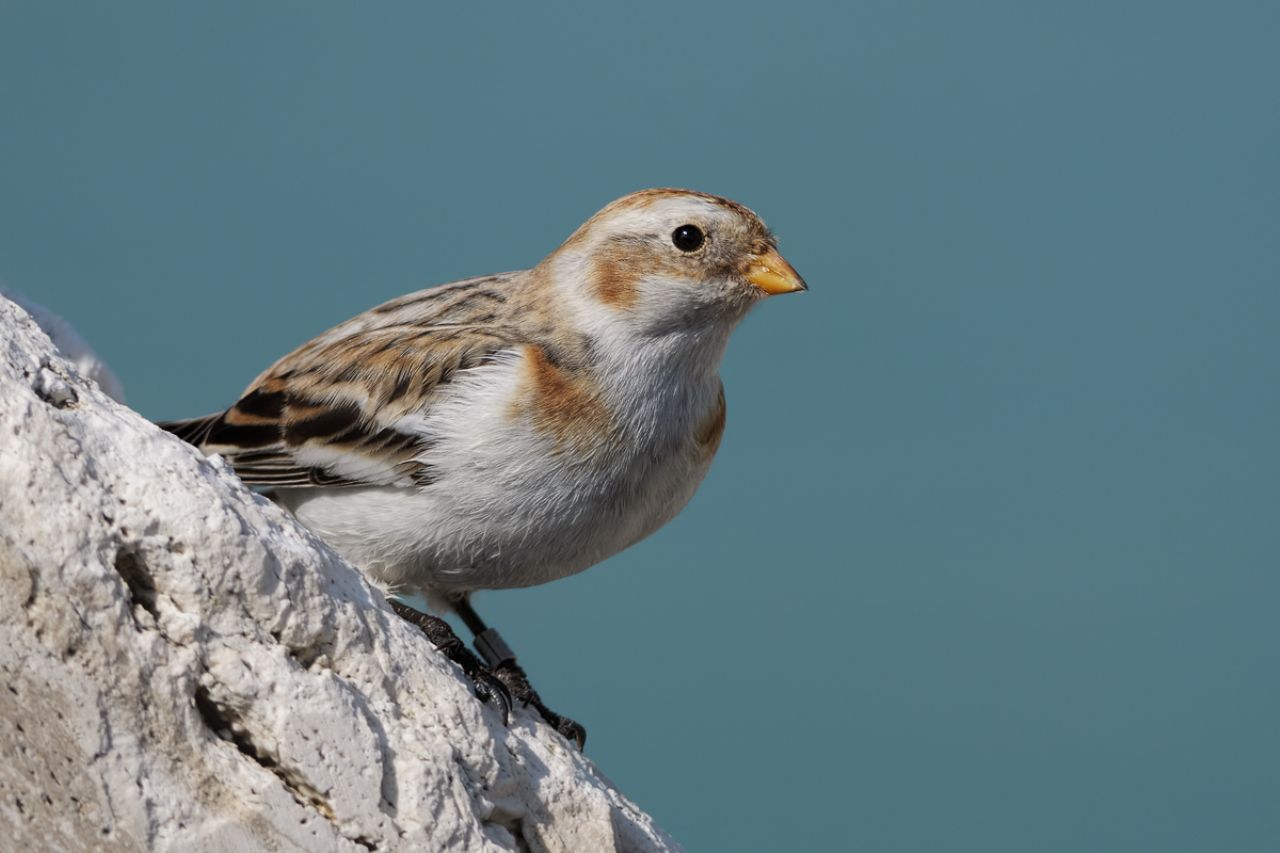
[2,2,1277,850]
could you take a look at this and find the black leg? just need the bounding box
[453,596,587,750]
[388,599,512,724]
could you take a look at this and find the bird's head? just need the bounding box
[542,188,806,337]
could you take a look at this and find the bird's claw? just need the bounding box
[470,668,512,724]
[491,660,587,749]
[388,600,512,723]
[546,711,587,750]
[389,599,583,746]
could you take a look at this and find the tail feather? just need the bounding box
[157,413,221,447]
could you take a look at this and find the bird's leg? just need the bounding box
[388,599,512,725]
[452,596,587,749]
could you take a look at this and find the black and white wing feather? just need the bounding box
[159,276,524,490]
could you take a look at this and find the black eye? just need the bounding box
[671,224,705,252]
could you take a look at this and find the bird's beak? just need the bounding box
[745,247,808,296]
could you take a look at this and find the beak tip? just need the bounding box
[745,249,807,296]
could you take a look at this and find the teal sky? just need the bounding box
[3,3,1277,850]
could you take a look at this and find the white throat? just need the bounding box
[540,251,744,447]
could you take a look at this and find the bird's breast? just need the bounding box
[399,344,724,586]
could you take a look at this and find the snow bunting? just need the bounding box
[161,188,806,746]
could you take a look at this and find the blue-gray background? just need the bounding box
[3,3,1277,850]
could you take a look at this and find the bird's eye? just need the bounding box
[671,224,705,253]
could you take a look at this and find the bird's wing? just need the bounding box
[159,321,521,489]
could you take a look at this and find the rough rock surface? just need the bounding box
[0,295,677,852]
[0,288,126,403]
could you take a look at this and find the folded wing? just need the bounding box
[159,324,517,489]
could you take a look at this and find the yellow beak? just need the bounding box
[745,247,808,296]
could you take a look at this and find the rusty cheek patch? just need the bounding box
[591,240,716,310]
[696,385,727,454]
[592,249,644,309]
[512,346,615,451]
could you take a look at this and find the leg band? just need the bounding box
[474,628,517,669]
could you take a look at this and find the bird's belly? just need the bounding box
[284,435,712,595]
[421,437,712,590]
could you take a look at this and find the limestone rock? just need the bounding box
[1,288,126,403]
[0,295,676,852]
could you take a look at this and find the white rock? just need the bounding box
[0,294,678,852]
[1,287,126,403]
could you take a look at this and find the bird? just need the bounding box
[160,188,806,747]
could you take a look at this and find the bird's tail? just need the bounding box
[156,413,221,447]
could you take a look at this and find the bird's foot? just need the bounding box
[389,600,512,724]
[490,659,587,749]
[397,600,585,748]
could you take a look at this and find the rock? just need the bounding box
[0,294,677,852]
[1,288,126,403]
